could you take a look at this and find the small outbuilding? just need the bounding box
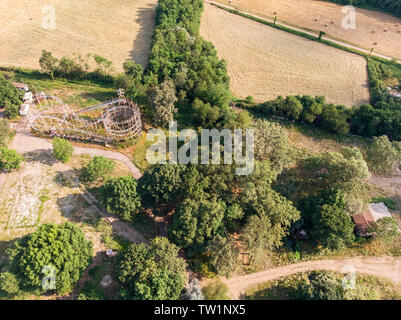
[352,211,375,236]
[368,202,392,221]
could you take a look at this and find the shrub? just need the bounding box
[202,278,230,300]
[0,272,19,297]
[100,175,141,221]
[84,156,115,182]
[52,137,73,163]
[0,147,23,171]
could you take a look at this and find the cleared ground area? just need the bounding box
[200,4,370,106]
[0,0,157,70]
[216,0,401,61]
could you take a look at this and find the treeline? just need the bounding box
[252,59,401,141]
[323,0,401,18]
[39,50,114,84]
[145,0,237,127]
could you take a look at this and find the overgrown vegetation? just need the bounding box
[52,137,73,163]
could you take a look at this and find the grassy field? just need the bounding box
[200,4,370,106]
[0,0,157,71]
[245,271,401,300]
[215,0,401,60]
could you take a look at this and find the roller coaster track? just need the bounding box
[28,94,142,143]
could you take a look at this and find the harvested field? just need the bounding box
[0,0,157,71]
[216,0,401,60]
[200,4,370,106]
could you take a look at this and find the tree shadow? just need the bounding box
[53,169,82,189]
[23,150,58,166]
[129,4,158,67]
[79,90,116,103]
[56,194,100,226]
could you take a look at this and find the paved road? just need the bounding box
[223,256,401,299]
[206,1,401,64]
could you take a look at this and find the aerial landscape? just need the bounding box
[1,0,401,308]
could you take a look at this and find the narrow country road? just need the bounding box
[206,1,401,64]
[224,256,401,299]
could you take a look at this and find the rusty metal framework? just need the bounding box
[28,92,142,143]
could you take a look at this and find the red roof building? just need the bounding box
[352,211,375,236]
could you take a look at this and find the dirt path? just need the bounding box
[224,256,401,299]
[3,121,147,245]
[10,125,142,179]
[206,1,401,64]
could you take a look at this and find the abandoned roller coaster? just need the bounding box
[28,89,142,144]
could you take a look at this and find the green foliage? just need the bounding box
[169,195,226,255]
[139,164,185,211]
[39,50,58,80]
[302,190,355,250]
[100,175,141,221]
[8,223,93,295]
[0,147,23,171]
[201,278,230,300]
[149,79,178,127]
[0,272,20,297]
[368,217,399,241]
[256,95,350,135]
[366,135,398,174]
[52,137,73,163]
[146,0,234,127]
[206,235,239,278]
[299,271,345,300]
[0,119,11,147]
[0,73,22,119]
[254,119,295,172]
[118,237,187,300]
[84,156,115,182]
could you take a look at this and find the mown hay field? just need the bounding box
[200,4,370,106]
[217,0,401,60]
[0,0,157,71]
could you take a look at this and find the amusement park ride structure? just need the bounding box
[28,89,142,144]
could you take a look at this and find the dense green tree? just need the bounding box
[149,79,178,127]
[301,271,345,300]
[52,137,73,163]
[0,272,19,297]
[366,135,398,174]
[302,190,355,250]
[84,156,115,182]
[254,119,295,172]
[169,195,226,255]
[39,50,59,80]
[139,164,185,211]
[8,223,93,295]
[118,237,187,300]
[0,147,23,171]
[206,235,239,278]
[0,74,22,119]
[101,175,141,221]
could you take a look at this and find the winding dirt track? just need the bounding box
[224,256,401,299]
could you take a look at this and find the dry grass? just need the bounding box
[0,0,157,71]
[200,4,370,106]
[216,0,401,60]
